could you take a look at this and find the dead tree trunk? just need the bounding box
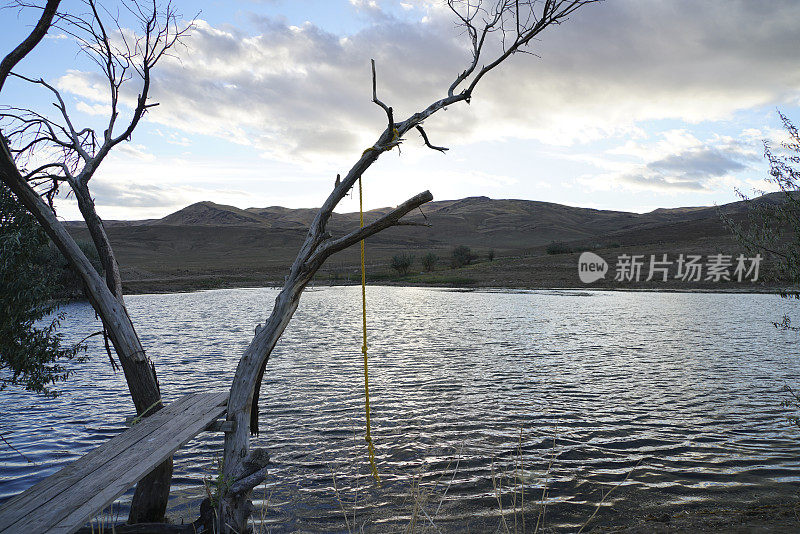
[218,1,600,530]
[220,186,432,531]
[0,142,172,521]
[0,0,189,522]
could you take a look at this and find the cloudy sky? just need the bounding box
[2,0,799,220]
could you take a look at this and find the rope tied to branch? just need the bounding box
[362,128,399,157]
[359,175,380,484]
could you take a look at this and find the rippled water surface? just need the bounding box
[2,287,800,532]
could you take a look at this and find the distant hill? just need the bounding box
[155,201,270,226]
[64,192,785,292]
[95,191,783,248]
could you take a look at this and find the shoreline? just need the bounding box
[115,248,793,297]
[117,277,792,297]
[595,497,800,533]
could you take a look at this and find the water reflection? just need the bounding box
[1,287,799,532]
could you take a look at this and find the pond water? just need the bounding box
[1,287,799,532]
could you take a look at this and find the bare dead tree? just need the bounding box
[0,0,191,523]
[218,1,600,531]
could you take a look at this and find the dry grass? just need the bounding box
[83,423,644,534]
[88,501,121,534]
[576,459,641,534]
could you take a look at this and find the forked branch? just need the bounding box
[371,58,394,129]
[447,0,601,99]
[308,190,433,267]
[416,125,449,153]
[221,3,601,531]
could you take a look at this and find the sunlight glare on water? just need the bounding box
[1,287,799,532]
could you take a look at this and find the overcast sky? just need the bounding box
[2,0,799,220]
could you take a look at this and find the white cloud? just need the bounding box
[114,143,155,161]
[30,0,798,220]
[75,101,108,116]
[54,1,800,168]
[585,128,766,193]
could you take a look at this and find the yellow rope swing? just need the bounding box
[358,175,380,483]
[358,127,400,484]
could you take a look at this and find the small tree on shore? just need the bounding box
[727,112,800,299]
[546,241,573,254]
[422,252,438,272]
[391,253,414,276]
[451,245,475,268]
[726,111,800,433]
[0,183,85,396]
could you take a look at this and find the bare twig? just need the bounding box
[416,125,449,153]
[577,459,642,534]
[371,59,394,129]
[0,432,33,463]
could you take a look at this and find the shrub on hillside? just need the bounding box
[422,252,438,272]
[450,245,476,269]
[546,241,573,255]
[391,253,413,276]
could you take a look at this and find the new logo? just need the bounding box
[578,252,608,283]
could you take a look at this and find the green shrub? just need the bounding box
[450,245,475,269]
[0,184,86,396]
[390,253,413,276]
[421,252,438,272]
[546,241,573,255]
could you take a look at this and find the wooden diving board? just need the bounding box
[0,391,229,534]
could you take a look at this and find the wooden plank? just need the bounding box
[0,391,228,534]
[10,391,227,534]
[205,419,236,432]
[49,393,228,534]
[0,392,217,533]
[0,392,201,531]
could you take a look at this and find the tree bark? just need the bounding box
[0,142,172,522]
[71,180,126,300]
[0,0,60,93]
[219,188,432,532]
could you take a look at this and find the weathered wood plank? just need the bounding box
[75,523,196,534]
[0,393,200,531]
[0,391,228,534]
[205,419,236,432]
[48,394,228,534]
[5,391,227,533]
[27,391,228,534]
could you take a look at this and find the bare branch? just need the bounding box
[0,0,60,93]
[308,190,433,266]
[416,125,449,153]
[22,162,69,180]
[447,0,602,98]
[371,59,393,129]
[9,73,94,163]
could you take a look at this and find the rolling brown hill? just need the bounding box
[65,193,783,292]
